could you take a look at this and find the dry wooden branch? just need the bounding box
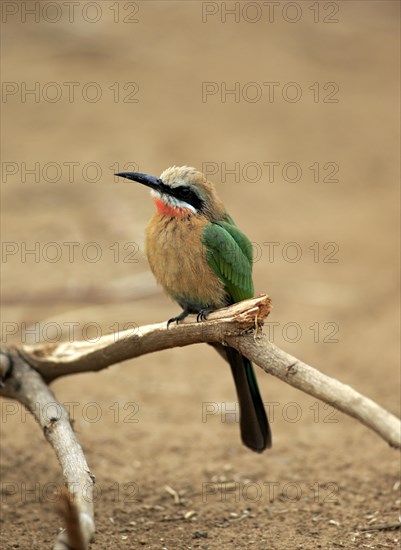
[230,335,401,449]
[1,349,95,550]
[1,294,400,548]
[17,295,272,382]
[4,294,400,448]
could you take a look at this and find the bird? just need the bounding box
[116,166,272,453]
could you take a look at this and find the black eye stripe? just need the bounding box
[168,185,204,211]
[172,185,191,198]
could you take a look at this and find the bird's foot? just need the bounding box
[167,310,190,328]
[197,308,213,322]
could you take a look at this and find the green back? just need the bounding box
[202,217,254,303]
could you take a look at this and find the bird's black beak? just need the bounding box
[115,172,163,191]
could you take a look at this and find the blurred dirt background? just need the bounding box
[1,1,400,549]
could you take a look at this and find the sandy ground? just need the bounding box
[1,1,400,549]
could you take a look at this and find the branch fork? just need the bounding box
[1,294,399,549]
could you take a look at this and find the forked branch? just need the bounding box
[1,294,400,549]
[1,349,95,550]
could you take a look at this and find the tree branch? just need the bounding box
[1,294,399,549]
[227,334,401,449]
[1,349,95,550]
[4,294,400,449]
[16,295,272,383]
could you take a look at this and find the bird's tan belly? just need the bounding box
[146,214,227,309]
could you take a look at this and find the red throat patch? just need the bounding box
[153,197,192,218]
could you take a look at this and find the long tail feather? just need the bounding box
[213,344,272,452]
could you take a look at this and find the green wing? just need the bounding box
[202,219,254,303]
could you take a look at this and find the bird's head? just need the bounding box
[115,166,225,220]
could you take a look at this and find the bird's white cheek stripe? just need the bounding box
[150,190,196,213]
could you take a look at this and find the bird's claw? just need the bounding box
[167,317,178,328]
[197,309,211,322]
[167,310,190,328]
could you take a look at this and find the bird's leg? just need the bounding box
[196,308,214,322]
[167,310,190,328]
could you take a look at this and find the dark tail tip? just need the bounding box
[225,347,272,453]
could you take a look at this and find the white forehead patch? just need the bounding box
[160,166,199,188]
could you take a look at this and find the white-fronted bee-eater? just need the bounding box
[116,166,272,452]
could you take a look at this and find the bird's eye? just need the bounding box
[179,187,191,198]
